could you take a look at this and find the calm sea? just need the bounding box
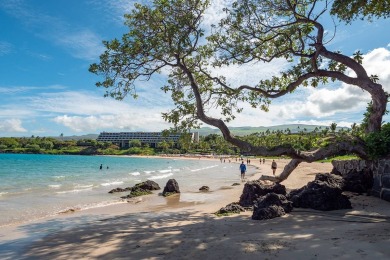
[0,154,251,226]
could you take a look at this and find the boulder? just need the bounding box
[288,173,352,211]
[199,186,210,192]
[331,160,374,193]
[314,173,344,189]
[134,180,161,191]
[162,179,180,197]
[252,193,293,220]
[252,205,286,220]
[239,181,287,207]
[120,188,152,199]
[216,202,245,215]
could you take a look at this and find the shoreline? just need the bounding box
[1,158,390,259]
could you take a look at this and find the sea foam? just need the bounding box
[149,173,174,180]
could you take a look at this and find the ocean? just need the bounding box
[0,154,253,226]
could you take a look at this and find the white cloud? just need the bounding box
[0,119,27,133]
[0,41,12,56]
[361,47,390,93]
[203,0,233,29]
[22,90,174,132]
[53,113,171,132]
[210,58,289,87]
[87,0,137,25]
[0,0,105,61]
[0,85,65,95]
[56,29,105,61]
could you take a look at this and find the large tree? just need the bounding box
[90,0,389,182]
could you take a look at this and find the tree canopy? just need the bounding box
[90,0,389,182]
[331,0,390,23]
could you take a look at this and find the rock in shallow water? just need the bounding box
[163,179,180,197]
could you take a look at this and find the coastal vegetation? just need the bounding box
[3,122,384,162]
[90,0,389,182]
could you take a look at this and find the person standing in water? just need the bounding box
[239,161,247,181]
[99,164,103,170]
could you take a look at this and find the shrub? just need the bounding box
[365,123,390,159]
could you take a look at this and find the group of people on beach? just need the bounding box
[239,159,278,181]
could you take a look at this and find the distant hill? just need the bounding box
[53,124,348,140]
[194,124,348,136]
[52,134,99,141]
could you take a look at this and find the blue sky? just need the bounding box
[0,0,389,137]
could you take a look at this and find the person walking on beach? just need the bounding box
[239,161,247,181]
[271,160,277,176]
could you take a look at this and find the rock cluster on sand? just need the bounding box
[108,180,161,199]
[252,193,293,220]
[239,181,287,208]
[220,173,354,220]
[216,202,245,215]
[162,179,180,197]
[288,173,352,211]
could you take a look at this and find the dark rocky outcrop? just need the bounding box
[112,180,160,198]
[216,202,245,215]
[239,181,287,207]
[199,186,210,192]
[109,180,160,194]
[133,180,161,191]
[108,187,131,194]
[314,172,344,189]
[252,193,293,220]
[232,183,241,186]
[162,179,180,197]
[288,173,352,211]
[332,160,373,194]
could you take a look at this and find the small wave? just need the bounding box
[191,165,218,172]
[158,169,172,173]
[48,184,62,189]
[149,173,173,180]
[72,200,126,212]
[144,171,154,175]
[52,175,65,179]
[56,187,93,194]
[75,184,94,189]
[129,171,140,176]
[172,169,180,172]
[0,192,9,197]
[100,181,124,187]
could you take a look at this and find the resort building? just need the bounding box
[96,131,199,148]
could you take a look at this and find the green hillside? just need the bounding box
[55,124,348,140]
[194,124,348,136]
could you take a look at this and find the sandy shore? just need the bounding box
[1,158,389,259]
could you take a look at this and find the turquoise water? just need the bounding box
[0,154,252,226]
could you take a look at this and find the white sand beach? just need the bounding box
[1,158,389,259]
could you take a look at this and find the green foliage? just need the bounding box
[129,139,142,148]
[365,123,390,159]
[331,0,390,23]
[318,155,360,163]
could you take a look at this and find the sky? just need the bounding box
[0,0,389,137]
